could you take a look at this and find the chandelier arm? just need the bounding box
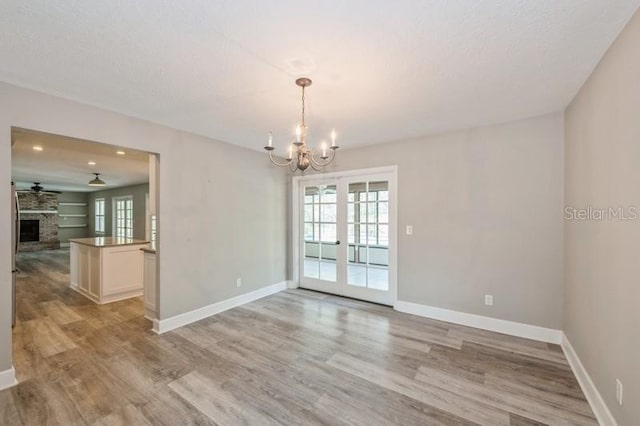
[309,159,322,172]
[268,150,293,167]
[308,147,336,168]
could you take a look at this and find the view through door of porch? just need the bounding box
[299,170,396,305]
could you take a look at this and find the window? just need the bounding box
[113,196,134,238]
[150,215,157,243]
[95,198,105,234]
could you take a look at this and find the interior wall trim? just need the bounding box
[394,300,563,344]
[561,333,618,426]
[152,281,288,334]
[0,366,17,391]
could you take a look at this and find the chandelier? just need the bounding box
[264,78,339,172]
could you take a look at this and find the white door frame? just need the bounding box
[291,165,398,305]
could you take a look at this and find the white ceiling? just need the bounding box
[0,1,638,152]
[12,128,149,192]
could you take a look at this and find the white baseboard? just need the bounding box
[561,333,617,426]
[153,281,288,334]
[287,280,299,289]
[394,301,562,344]
[0,366,17,391]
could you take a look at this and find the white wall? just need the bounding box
[319,113,565,329]
[565,8,640,425]
[0,82,288,372]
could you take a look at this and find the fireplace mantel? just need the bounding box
[21,210,58,214]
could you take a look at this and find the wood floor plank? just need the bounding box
[91,403,153,426]
[509,413,548,426]
[11,378,86,425]
[168,370,280,425]
[21,317,79,357]
[449,328,567,364]
[2,249,597,426]
[415,365,597,425]
[58,359,132,424]
[40,299,84,325]
[0,389,22,426]
[327,351,511,425]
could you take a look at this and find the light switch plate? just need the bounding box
[406,225,413,235]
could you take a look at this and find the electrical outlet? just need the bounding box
[236,278,242,288]
[484,295,494,306]
[616,379,623,406]
[406,225,414,235]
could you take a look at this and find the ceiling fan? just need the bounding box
[16,182,62,195]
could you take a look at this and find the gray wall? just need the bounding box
[317,113,565,329]
[57,192,90,244]
[0,82,288,372]
[87,183,149,240]
[564,9,640,425]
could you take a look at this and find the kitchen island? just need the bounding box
[70,237,149,304]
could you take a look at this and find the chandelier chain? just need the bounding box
[301,85,306,127]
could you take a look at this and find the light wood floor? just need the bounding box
[1,249,596,425]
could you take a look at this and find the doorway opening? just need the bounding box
[10,127,160,383]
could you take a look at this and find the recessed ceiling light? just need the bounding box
[116,150,126,155]
[88,161,96,166]
[32,146,43,151]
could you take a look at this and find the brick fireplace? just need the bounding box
[18,192,60,251]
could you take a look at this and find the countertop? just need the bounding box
[141,242,156,254]
[69,237,150,248]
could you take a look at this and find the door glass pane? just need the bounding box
[347,180,389,290]
[304,205,313,221]
[321,186,336,203]
[321,204,336,222]
[367,225,377,245]
[378,224,389,246]
[378,202,389,223]
[320,223,336,243]
[368,267,389,290]
[303,184,336,282]
[304,223,314,240]
[348,263,366,287]
[359,203,367,223]
[347,204,355,223]
[367,202,377,223]
[347,224,355,244]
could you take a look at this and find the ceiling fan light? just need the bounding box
[88,173,106,187]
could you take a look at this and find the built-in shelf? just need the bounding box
[58,202,87,206]
[58,224,88,228]
[21,210,58,214]
[58,214,88,218]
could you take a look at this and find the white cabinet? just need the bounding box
[70,238,148,304]
[143,250,157,320]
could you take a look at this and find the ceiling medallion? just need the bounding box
[264,78,339,172]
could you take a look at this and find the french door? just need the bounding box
[297,169,397,305]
